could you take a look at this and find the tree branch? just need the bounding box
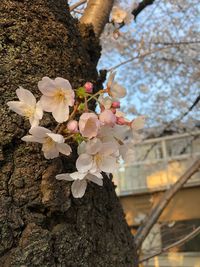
[179,94,200,120]
[139,226,200,263]
[108,46,174,71]
[132,0,155,20]
[80,0,114,37]
[109,40,200,71]
[139,94,200,162]
[135,158,200,249]
[70,0,87,12]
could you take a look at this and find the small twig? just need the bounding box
[70,0,87,12]
[73,10,84,15]
[107,46,175,71]
[139,226,200,263]
[179,94,200,120]
[108,39,200,72]
[69,103,79,120]
[118,0,156,29]
[135,158,200,249]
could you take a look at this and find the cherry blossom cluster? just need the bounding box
[7,73,145,198]
[111,6,134,25]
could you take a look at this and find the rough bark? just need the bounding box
[0,0,136,266]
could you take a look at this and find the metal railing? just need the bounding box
[113,131,200,196]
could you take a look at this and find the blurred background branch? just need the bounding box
[135,158,200,249]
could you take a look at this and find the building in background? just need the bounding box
[113,129,200,267]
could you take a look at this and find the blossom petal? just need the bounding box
[98,155,118,173]
[99,109,116,126]
[64,89,75,107]
[89,161,99,173]
[87,174,103,186]
[7,101,28,116]
[35,101,43,120]
[46,133,64,143]
[79,117,100,139]
[111,82,126,98]
[56,173,74,181]
[38,77,56,96]
[40,95,55,112]
[113,124,130,141]
[98,95,112,109]
[55,77,72,90]
[57,143,72,156]
[99,141,118,156]
[79,113,99,139]
[29,116,40,128]
[131,116,146,131]
[71,179,87,198]
[21,135,44,143]
[70,172,87,180]
[52,101,69,123]
[91,172,103,179]
[16,87,36,106]
[30,126,51,138]
[85,138,102,155]
[107,71,116,88]
[76,154,93,173]
[42,145,59,159]
[77,141,86,155]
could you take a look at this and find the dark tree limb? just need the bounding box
[135,158,200,249]
[180,94,200,120]
[132,0,155,20]
[139,226,200,263]
[70,0,87,11]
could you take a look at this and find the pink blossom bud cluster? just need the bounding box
[7,74,145,198]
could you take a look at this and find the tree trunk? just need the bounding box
[0,0,137,266]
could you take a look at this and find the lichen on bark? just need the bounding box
[0,0,137,266]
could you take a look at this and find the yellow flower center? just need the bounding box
[54,89,65,103]
[43,137,54,151]
[24,107,34,118]
[94,153,102,166]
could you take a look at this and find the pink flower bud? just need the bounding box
[67,120,78,133]
[84,82,93,93]
[99,110,116,126]
[116,116,126,125]
[111,101,120,108]
[79,113,100,139]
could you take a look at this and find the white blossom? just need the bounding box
[98,124,130,144]
[98,95,113,109]
[22,126,71,159]
[111,6,134,25]
[76,138,118,174]
[79,112,100,139]
[110,82,126,98]
[107,72,126,99]
[38,77,75,123]
[131,116,146,131]
[56,171,103,198]
[7,87,43,127]
[99,109,116,126]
